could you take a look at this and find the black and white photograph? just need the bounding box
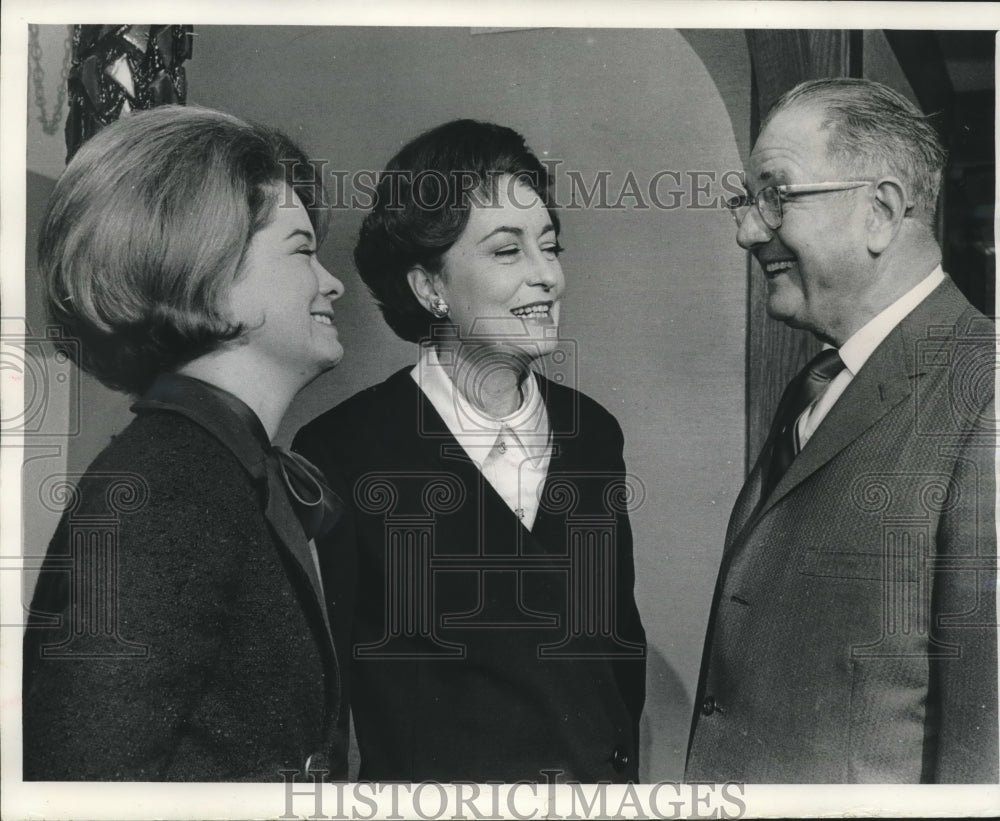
[2,1,997,818]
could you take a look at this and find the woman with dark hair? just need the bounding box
[23,105,347,781]
[295,119,646,782]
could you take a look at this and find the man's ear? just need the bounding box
[406,266,441,311]
[868,177,908,255]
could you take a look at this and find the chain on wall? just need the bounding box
[65,25,194,163]
[28,25,73,137]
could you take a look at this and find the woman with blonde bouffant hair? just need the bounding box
[24,105,347,781]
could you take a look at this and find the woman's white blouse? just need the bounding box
[411,344,552,529]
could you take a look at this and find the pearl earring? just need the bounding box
[430,297,450,318]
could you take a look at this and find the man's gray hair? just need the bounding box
[764,78,947,226]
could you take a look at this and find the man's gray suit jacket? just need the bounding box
[687,276,998,783]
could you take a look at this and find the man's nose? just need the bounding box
[736,207,773,250]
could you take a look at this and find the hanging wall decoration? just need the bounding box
[65,25,194,162]
[28,25,74,137]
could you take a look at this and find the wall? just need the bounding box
[25,25,74,180]
[862,30,918,104]
[23,25,751,781]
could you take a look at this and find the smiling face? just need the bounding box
[739,104,875,345]
[430,176,564,362]
[222,185,345,386]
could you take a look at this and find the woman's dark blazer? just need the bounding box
[294,366,646,783]
[23,375,344,781]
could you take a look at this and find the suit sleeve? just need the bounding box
[22,463,258,780]
[929,407,998,783]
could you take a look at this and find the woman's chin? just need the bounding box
[299,347,345,387]
[449,340,544,371]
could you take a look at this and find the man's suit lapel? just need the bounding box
[755,330,914,518]
[725,456,766,551]
[728,277,965,552]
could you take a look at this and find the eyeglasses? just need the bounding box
[726,180,871,230]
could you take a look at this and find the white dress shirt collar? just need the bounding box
[797,265,947,450]
[836,265,946,376]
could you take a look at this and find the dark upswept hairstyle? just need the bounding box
[764,78,947,227]
[38,104,329,395]
[354,119,560,343]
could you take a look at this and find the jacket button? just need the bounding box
[610,745,630,773]
[305,752,329,775]
[701,695,718,716]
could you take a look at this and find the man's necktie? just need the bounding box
[761,348,847,500]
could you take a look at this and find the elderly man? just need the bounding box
[687,78,997,783]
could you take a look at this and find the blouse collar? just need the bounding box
[411,343,551,468]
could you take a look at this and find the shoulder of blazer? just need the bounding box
[896,275,991,350]
[536,372,624,445]
[299,367,415,433]
[92,411,257,494]
[61,412,265,579]
[887,276,993,394]
[294,367,423,477]
[297,367,626,462]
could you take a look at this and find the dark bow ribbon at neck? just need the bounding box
[135,373,344,543]
[272,447,344,541]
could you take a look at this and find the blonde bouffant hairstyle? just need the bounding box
[39,104,329,394]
